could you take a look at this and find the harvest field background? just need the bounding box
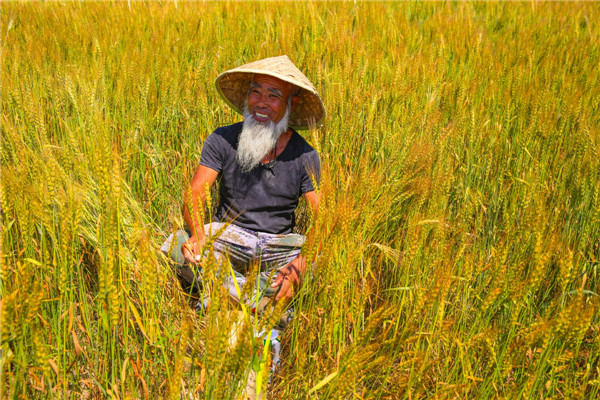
[1,1,599,399]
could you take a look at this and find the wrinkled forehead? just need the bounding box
[250,74,298,97]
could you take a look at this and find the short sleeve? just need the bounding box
[199,132,225,172]
[300,150,321,194]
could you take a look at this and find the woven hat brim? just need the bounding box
[215,58,325,130]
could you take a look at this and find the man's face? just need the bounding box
[247,75,298,124]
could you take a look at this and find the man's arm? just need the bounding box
[302,190,319,251]
[271,190,319,302]
[182,165,219,264]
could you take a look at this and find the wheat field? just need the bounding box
[1,1,599,399]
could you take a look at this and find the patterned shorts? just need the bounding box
[161,222,305,304]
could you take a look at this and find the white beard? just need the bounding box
[236,102,291,172]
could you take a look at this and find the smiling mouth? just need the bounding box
[255,112,270,120]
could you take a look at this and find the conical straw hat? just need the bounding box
[215,55,326,130]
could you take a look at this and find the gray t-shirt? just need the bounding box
[199,122,320,234]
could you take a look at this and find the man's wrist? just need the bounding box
[188,232,206,243]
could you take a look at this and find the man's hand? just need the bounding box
[271,255,306,303]
[182,235,205,265]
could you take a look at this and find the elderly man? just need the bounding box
[163,56,325,310]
